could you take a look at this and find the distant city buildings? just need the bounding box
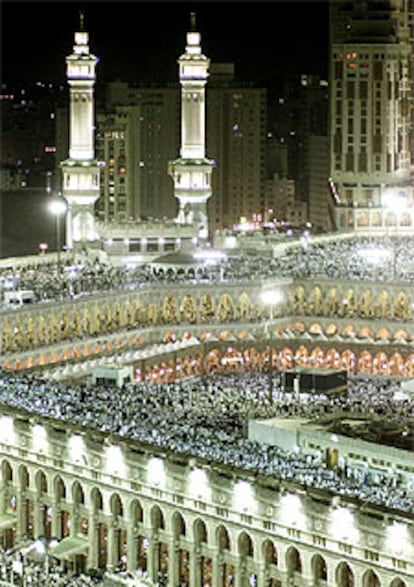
[4,1,414,258]
[93,64,267,235]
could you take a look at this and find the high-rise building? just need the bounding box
[207,63,267,232]
[329,0,414,232]
[99,83,180,224]
[96,65,266,235]
[268,74,330,231]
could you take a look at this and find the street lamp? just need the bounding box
[260,289,283,406]
[49,198,67,272]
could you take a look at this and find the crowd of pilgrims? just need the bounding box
[0,544,152,585]
[0,234,413,583]
[1,235,414,302]
[0,368,413,514]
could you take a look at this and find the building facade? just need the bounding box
[0,409,412,586]
[329,0,414,232]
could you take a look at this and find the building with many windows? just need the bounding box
[329,0,414,232]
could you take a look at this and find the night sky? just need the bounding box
[2,0,329,86]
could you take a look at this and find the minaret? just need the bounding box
[60,13,100,250]
[168,13,215,241]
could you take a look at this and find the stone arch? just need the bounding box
[172,510,186,538]
[18,464,30,490]
[389,579,406,587]
[342,324,356,338]
[150,504,165,530]
[376,326,390,341]
[245,345,263,371]
[291,321,306,334]
[325,322,338,336]
[341,349,356,373]
[285,545,302,575]
[199,293,215,322]
[130,498,143,524]
[162,294,179,324]
[293,285,306,314]
[375,290,391,319]
[236,291,252,320]
[18,464,32,538]
[91,487,103,514]
[280,347,294,370]
[72,479,85,506]
[389,353,404,377]
[110,492,126,568]
[146,302,159,325]
[262,538,278,566]
[358,351,373,374]
[363,569,381,587]
[325,348,341,369]
[312,553,327,582]
[71,309,82,338]
[394,291,409,320]
[216,293,234,322]
[336,561,355,587]
[1,459,15,517]
[325,286,340,315]
[394,328,409,342]
[308,286,323,315]
[53,475,66,500]
[311,346,325,369]
[238,530,256,584]
[373,351,390,375]
[128,497,146,572]
[295,345,309,368]
[193,518,208,546]
[358,289,373,318]
[406,355,414,376]
[110,492,123,517]
[2,459,13,483]
[358,326,373,340]
[180,294,197,323]
[216,524,231,552]
[35,469,48,494]
[340,288,357,317]
[309,322,323,334]
[237,530,254,558]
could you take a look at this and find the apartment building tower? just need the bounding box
[329,0,414,232]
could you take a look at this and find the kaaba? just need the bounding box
[282,367,348,396]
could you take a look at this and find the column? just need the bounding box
[189,546,202,587]
[16,489,27,542]
[146,529,159,583]
[87,514,99,571]
[235,560,246,587]
[126,523,138,572]
[256,563,267,587]
[51,499,61,539]
[167,535,179,587]
[33,496,43,537]
[211,549,222,587]
[106,519,117,571]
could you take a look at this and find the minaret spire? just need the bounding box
[60,17,101,250]
[168,14,216,242]
[79,11,85,31]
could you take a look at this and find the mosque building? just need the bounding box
[0,5,414,587]
[59,14,214,261]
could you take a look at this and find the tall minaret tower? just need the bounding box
[60,13,100,250]
[168,13,215,240]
